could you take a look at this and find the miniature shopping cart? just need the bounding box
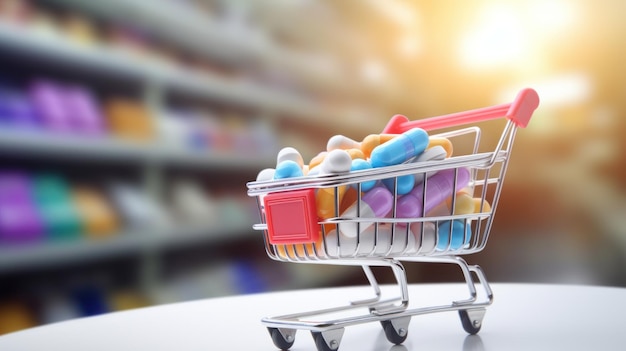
[247,88,539,351]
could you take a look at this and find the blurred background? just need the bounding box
[0,0,624,336]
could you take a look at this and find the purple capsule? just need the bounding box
[396,167,470,218]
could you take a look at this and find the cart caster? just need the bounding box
[268,327,296,350]
[459,309,485,335]
[311,328,344,351]
[381,316,410,344]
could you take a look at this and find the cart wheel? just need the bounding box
[311,328,344,351]
[458,309,485,335]
[268,327,295,350]
[380,317,410,344]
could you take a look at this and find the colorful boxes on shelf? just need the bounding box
[31,174,83,241]
[71,186,119,238]
[0,172,45,244]
[0,172,120,244]
[105,98,154,142]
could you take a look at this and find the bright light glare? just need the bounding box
[460,4,527,69]
[361,59,387,84]
[459,0,577,70]
[496,73,592,133]
[365,0,418,28]
[529,0,576,34]
[397,35,421,58]
[497,73,592,107]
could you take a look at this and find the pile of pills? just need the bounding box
[257,128,491,256]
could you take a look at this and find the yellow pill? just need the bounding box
[346,148,365,160]
[446,192,475,215]
[316,186,348,219]
[308,151,327,171]
[360,134,397,158]
[298,243,316,257]
[473,198,492,213]
[275,242,316,258]
[275,244,289,259]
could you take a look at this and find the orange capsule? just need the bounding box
[315,149,352,219]
[360,134,397,158]
[317,186,348,219]
[308,151,327,172]
[275,242,316,258]
[340,187,359,213]
[346,148,365,160]
[321,222,338,237]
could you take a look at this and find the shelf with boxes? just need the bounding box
[0,222,254,275]
[0,20,324,133]
[0,0,267,290]
[0,5,376,137]
[0,19,283,162]
[0,0,387,335]
[0,62,265,269]
[0,168,255,268]
[0,128,274,170]
[42,0,364,98]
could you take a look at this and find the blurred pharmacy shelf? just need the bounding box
[0,21,373,136]
[0,0,392,335]
[44,0,356,95]
[0,222,256,275]
[0,128,274,170]
[45,0,275,67]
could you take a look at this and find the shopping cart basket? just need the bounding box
[247,88,539,351]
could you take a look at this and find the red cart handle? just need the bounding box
[382,88,540,134]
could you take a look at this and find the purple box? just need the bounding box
[0,172,45,244]
[29,80,73,133]
[0,204,45,244]
[0,88,40,128]
[0,172,32,202]
[63,86,105,136]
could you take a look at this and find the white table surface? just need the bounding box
[0,283,624,351]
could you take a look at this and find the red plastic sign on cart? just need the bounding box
[263,189,319,244]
